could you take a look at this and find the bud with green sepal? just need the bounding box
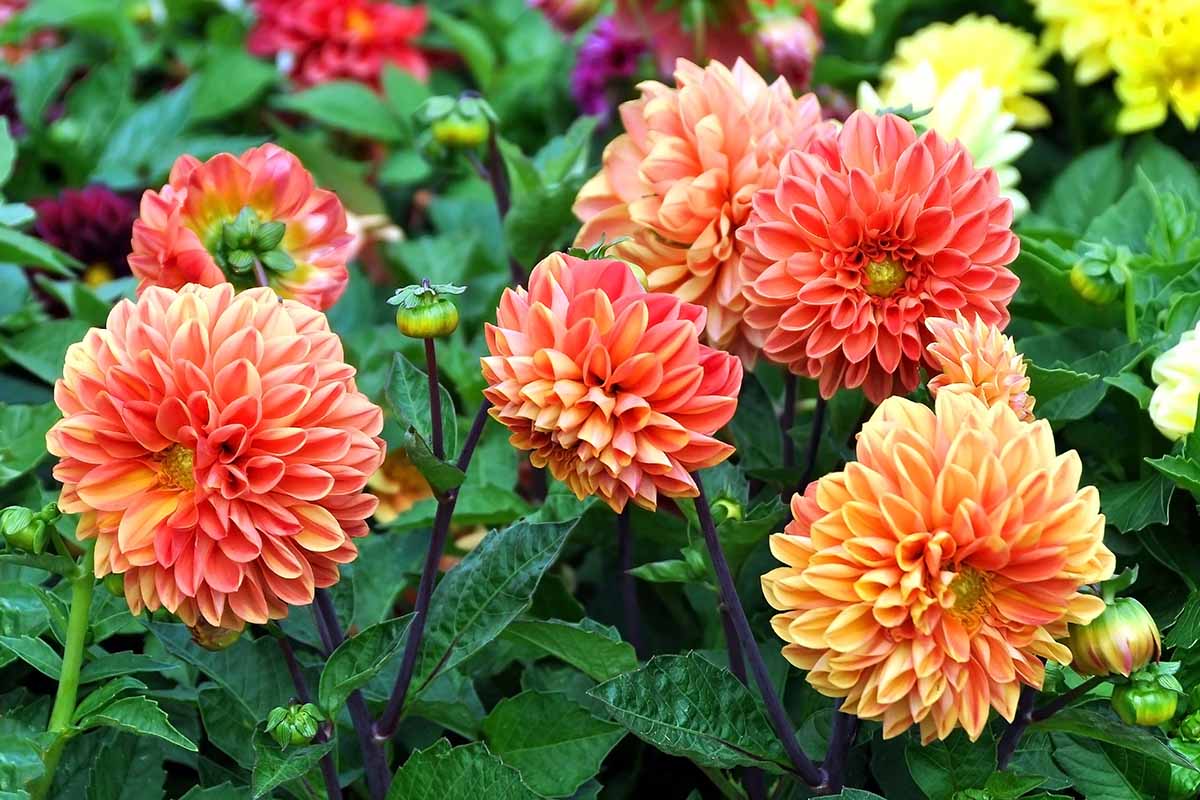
[1068,566,1161,677]
[388,281,465,339]
[189,619,243,651]
[265,702,323,748]
[1111,662,1183,727]
[415,94,497,161]
[1,505,49,554]
[210,205,296,286]
[1069,241,1129,305]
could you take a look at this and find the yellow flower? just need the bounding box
[859,63,1033,216]
[832,0,874,34]
[1110,2,1200,132]
[882,15,1055,128]
[1150,323,1200,440]
[1031,0,1130,84]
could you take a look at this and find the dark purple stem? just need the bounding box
[423,336,444,461]
[374,400,493,740]
[798,396,827,491]
[276,635,342,800]
[617,508,643,657]
[820,700,859,794]
[780,373,796,470]
[996,684,1037,771]
[720,604,766,800]
[314,590,389,800]
[693,473,825,787]
[1033,675,1108,721]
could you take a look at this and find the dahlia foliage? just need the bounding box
[3,1,1199,797]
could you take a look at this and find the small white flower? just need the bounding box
[858,62,1032,217]
[1150,324,1200,441]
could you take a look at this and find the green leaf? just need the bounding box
[905,730,996,800]
[1100,472,1173,533]
[319,614,413,716]
[0,119,15,188]
[502,618,637,682]
[0,581,49,639]
[250,730,333,799]
[1146,454,1200,499]
[1034,141,1125,235]
[428,11,496,91]
[8,42,84,132]
[72,677,148,722]
[92,80,198,189]
[403,428,466,494]
[198,686,259,769]
[191,47,278,123]
[1034,708,1197,770]
[628,558,702,584]
[0,722,43,791]
[275,81,405,142]
[0,634,62,678]
[79,653,177,684]
[179,783,245,800]
[1026,364,1099,404]
[1,320,91,384]
[1165,590,1200,648]
[1104,372,1154,409]
[587,653,789,772]
[386,740,538,800]
[1051,733,1172,800]
[0,227,81,276]
[727,373,783,476]
[399,518,577,700]
[77,696,198,752]
[385,352,458,457]
[406,669,487,738]
[482,691,624,797]
[381,64,431,120]
[86,732,167,800]
[981,771,1046,799]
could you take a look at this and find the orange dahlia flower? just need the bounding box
[482,252,742,512]
[368,450,433,525]
[761,392,1114,742]
[47,283,386,630]
[129,144,353,312]
[248,0,429,89]
[573,58,831,361]
[926,312,1034,421]
[738,111,1020,402]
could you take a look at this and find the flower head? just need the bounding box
[482,252,742,512]
[32,185,137,279]
[737,111,1019,403]
[570,17,647,117]
[882,15,1055,128]
[248,0,428,89]
[1150,322,1200,440]
[1068,597,1161,677]
[1031,0,1130,84]
[926,312,1034,422]
[832,0,875,34]
[47,283,386,630]
[758,10,823,91]
[129,144,353,311]
[574,58,831,360]
[859,63,1033,216]
[368,450,433,524]
[762,392,1115,742]
[1110,2,1200,132]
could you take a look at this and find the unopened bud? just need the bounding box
[1,507,47,554]
[189,619,243,651]
[265,702,323,748]
[1068,597,1161,677]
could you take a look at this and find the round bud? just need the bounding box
[102,573,126,598]
[265,702,323,748]
[1,507,47,554]
[1111,682,1178,727]
[1068,597,1161,677]
[1179,710,1200,742]
[711,497,743,523]
[188,619,243,651]
[1069,262,1121,305]
[396,296,459,339]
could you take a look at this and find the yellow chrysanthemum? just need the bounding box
[1031,0,1130,84]
[882,15,1056,128]
[1110,3,1200,132]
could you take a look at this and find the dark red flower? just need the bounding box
[248,0,429,90]
[32,185,137,274]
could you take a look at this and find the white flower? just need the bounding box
[858,62,1033,217]
[1150,324,1200,441]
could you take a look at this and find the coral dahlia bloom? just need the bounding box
[761,392,1115,742]
[248,0,429,89]
[129,144,353,312]
[47,283,386,630]
[926,313,1034,422]
[482,252,742,512]
[737,111,1020,403]
[574,58,831,360]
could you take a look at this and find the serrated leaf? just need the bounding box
[319,614,413,716]
[0,635,62,678]
[482,690,624,797]
[403,429,466,494]
[0,725,43,792]
[502,618,637,682]
[72,677,148,722]
[587,653,789,772]
[385,352,458,457]
[1034,708,1197,770]
[250,731,333,799]
[198,686,258,769]
[385,740,537,800]
[0,321,91,384]
[77,696,198,752]
[1165,590,1200,648]
[1146,454,1200,499]
[1100,472,1173,533]
[1051,733,1172,800]
[86,732,167,800]
[905,730,995,800]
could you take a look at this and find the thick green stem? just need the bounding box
[30,553,94,800]
[1124,271,1138,343]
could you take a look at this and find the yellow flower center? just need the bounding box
[864,259,907,298]
[345,7,373,36]
[159,444,196,490]
[83,263,114,287]
[947,565,992,626]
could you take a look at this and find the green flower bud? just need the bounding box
[417,94,496,151]
[711,497,743,523]
[1,507,48,554]
[1179,711,1200,742]
[188,620,243,651]
[388,282,466,339]
[1069,241,1128,305]
[1112,681,1178,726]
[265,702,323,748]
[1068,597,1161,677]
[102,573,126,598]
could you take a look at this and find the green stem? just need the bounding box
[1124,271,1138,343]
[30,550,94,800]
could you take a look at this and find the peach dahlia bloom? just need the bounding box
[129,144,353,312]
[927,312,1034,421]
[573,58,830,360]
[762,392,1114,742]
[47,283,386,630]
[482,252,742,512]
[738,111,1020,402]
